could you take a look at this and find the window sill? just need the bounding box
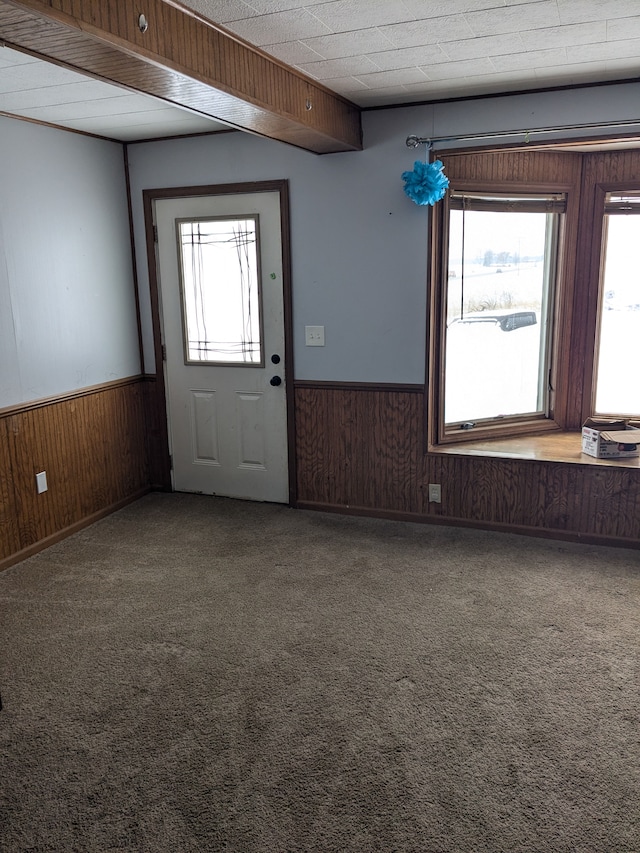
[430,431,640,469]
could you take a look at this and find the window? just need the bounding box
[177,216,263,365]
[429,147,640,452]
[443,192,563,429]
[593,192,640,417]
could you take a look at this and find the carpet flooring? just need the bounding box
[1,493,639,852]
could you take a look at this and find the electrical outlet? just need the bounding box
[305,325,325,346]
[36,471,48,494]
[428,483,441,503]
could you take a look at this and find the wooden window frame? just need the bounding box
[428,175,579,448]
[586,185,640,419]
[440,187,566,440]
[425,145,640,462]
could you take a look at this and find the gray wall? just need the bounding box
[127,81,640,385]
[4,79,640,400]
[128,115,429,384]
[0,117,140,408]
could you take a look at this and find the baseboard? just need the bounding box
[0,488,151,573]
[293,500,640,550]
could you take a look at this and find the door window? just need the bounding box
[177,216,263,365]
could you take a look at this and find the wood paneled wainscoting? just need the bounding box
[294,382,640,547]
[0,377,150,571]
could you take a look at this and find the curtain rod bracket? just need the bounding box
[406,135,432,150]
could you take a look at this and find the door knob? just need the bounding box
[270,376,282,386]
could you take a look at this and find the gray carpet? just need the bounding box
[1,493,639,852]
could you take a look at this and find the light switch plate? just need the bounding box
[305,325,325,346]
[36,471,48,494]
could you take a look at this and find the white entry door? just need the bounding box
[154,190,289,503]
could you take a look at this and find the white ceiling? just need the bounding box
[0,45,228,141]
[1,0,640,142]
[183,0,640,107]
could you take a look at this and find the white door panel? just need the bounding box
[155,191,289,502]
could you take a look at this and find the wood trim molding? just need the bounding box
[123,144,145,371]
[0,109,121,142]
[0,375,145,418]
[142,180,297,497]
[278,185,297,505]
[294,500,640,550]
[294,380,425,393]
[0,489,149,573]
[0,0,362,153]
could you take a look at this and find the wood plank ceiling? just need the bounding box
[0,0,362,153]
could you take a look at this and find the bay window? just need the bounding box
[428,146,640,452]
[593,192,640,418]
[443,192,563,430]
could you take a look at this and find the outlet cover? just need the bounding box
[305,325,325,346]
[428,483,441,503]
[36,471,48,494]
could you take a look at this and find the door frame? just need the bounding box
[142,180,296,503]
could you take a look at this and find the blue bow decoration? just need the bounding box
[402,159,449,206]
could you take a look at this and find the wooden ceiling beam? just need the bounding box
[0,0,362,153]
